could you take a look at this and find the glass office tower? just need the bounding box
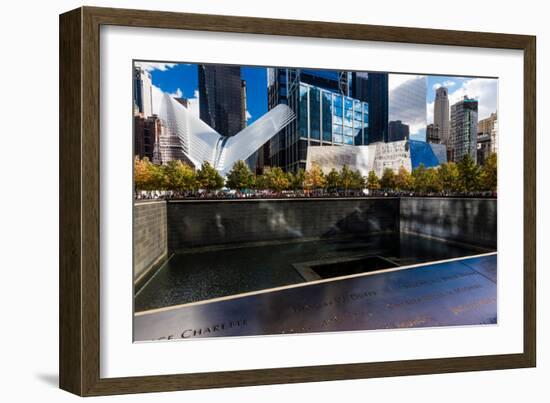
[198,65,244,137]
[265,68,367,172]
[450,96,479,163]
[388,75,427,141]
[351,72,389,143]
[298,82,369,146]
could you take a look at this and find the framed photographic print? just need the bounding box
[59,6,536,396]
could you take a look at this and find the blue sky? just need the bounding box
[426,75,498,123]
[136,62,497,138]
[140,62,268,124]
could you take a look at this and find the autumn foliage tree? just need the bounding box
[326,168,341,192]
[304,163,326,192]
[394,166,413,191]
[263,167,290,193]
[480,152,497,193]
[366,170,381,190]
[164,160,196,192]
[134,156,165,191]
[197,162,224,191]
[226,160,254,191]
[134,150,497,197]
[457,154,481,191]
[288,169,306,191]
[438,162,460,193]
[380,168,396,190]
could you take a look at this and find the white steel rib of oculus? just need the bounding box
[156,92,295,175]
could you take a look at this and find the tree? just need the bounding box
[412,164,429,193]
[426,167,442,193]
[457,154,481,192]
[134,156,167,191]
[339,165,355,195]
[350,169,366,191]
[438,162,460,193]
[366,170,381,190]
[134,156,153,191]
[480,152,497,192]
[226,160,254,191]
[304,163,326,192]
[150,163,167,191]
[288,169,305,191]
[197,162,224,191]
[394,166,413,191]
[263,166,290,193]
[380,168,396,190]
[164,160,196,192]
[253,173,268,191]
[326,168,341,192]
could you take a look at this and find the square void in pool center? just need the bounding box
[134,233,492,312]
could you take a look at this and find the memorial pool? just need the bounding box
[135,232,492,312]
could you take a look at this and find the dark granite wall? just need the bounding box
[166,198,400,250]
[133,201,168,280]
[400,198,497,249]
[134,197,497,278]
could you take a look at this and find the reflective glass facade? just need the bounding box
[265,68,366,172]
[450,97,478,163]
[351,72,389,143]
[298,83,368,147]
[388,75,427,141]
[198,65,245,137]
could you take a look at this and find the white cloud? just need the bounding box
[427,100,434,124]
[187,90,200,117]
[427,78,498,124]
[167,88,183,98]
[151,86,200,118]
[448,78,498,120]
[388,74,425,92]
[134,62,177,72]
[432,80,457,91]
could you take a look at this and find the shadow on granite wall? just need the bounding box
[133,197,497,271]
[165,198,400,251]
[399,198,497,249]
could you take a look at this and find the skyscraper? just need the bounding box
[240,79,248,128]
[133,66,153,118]
[198,65,244,137]
[388,75,427,141]
[264,68,367,172]
[388,120,410,141]
[450,96,478,163]
[434,87,450,148]
[351,72,389,143]
[477,111,498,165]
[426,123,441,144]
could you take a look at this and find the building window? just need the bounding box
[322,91,332,142]
[344,97,353,110]
[354,126,363,145]
[298,84,308,139]
[309,86,321,140]
[333,94,342,109]
[333,134,344,144]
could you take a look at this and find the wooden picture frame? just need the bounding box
[59,6,536,396]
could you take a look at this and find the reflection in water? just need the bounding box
[135,233,493,312]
